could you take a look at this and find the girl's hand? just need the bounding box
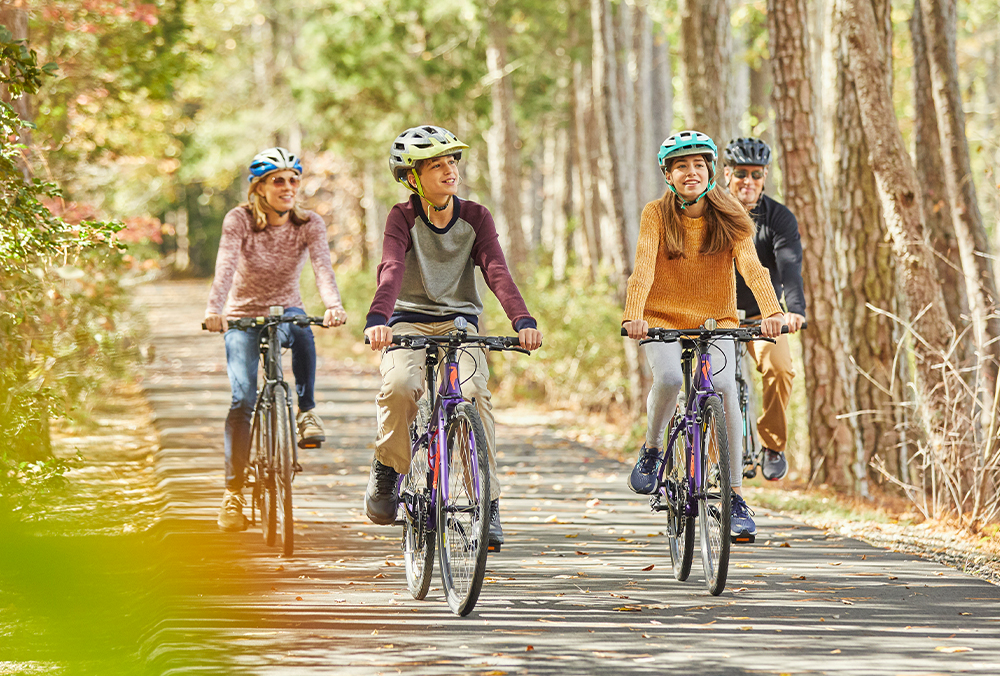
[365,325,393,351]
[204,313,225,333]
[623,319,649,340]
[761,313,785,338]
[518,327,543,351]
[324,306,348,327]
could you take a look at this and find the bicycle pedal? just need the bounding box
[487,543,501,552]
[731,532,756,544]
[298,438,322,449]
[743,469,757,479]
[392,519,405,527]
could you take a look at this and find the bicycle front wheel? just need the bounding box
[436,402,490,616]
[403,398,435,600]
[274,385,295,557]
[257,405,277,547]
[665,413,694,582]
[698,396,731,596]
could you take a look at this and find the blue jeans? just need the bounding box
[224,307,316,490]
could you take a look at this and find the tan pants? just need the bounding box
[374,321,499,501]
[745,332,795,453]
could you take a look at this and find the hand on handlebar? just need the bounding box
[324,306,348,328]
[518,327,543,351]
[622,319,649,340]
[760,313,785,338]
[203,313,225,333]
[784,312,805,334]
[365,325,393,351]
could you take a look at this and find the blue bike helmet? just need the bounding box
[658,131,717,209]
[248,147,303,182]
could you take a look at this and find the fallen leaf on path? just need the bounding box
[565,533,579,538]
[374,573,386,579]
[791,575,806,580]
[274,565,285,572]
[575,551,589,556]
[830,649,841,654]
[614,606,643,612]
[740,626,752,631]
[779,542,791,547]
[935,647,973,653]
[526,645,534,651]
[295,596,303,601]
[586,498,602,507]
[641,564,654,571]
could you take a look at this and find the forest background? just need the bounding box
[2,0,1000,535]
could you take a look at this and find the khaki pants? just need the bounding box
[745,332,795,453]
[374,321,499,501]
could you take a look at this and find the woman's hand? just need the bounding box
[204,313,225,333]
[324,306,348,327]
[622,319,649,340]
[518,327,543,351]
[761,313,785,338]
[365,325,393,351]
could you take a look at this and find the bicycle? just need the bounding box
[204,306,326,556]
[736,314,805,481]
[623,320,780,595]
[369,318,529,616]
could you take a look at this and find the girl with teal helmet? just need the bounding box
[622,129,786,543]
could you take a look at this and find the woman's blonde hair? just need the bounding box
[241,175,310,232]
[656,156,755,259]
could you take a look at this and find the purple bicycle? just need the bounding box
[624,319,780,595]
[385,318,528,616]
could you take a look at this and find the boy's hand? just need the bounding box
[622,319,648,340]
[365,325,393,351]
[518,327,542,351]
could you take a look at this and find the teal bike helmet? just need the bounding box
[658,131,718,209]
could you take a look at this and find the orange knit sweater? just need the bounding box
[623,202,783,329]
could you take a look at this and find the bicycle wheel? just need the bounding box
[274,385,295,557]
[664,412,694,581]
[403,398,435,600]
[258,405,277,547]
[436,401,490,616]
[698,396,732,596]
[737,374,758,479]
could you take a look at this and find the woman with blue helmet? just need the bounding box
[204,147,349,532]
[621,131,785,541]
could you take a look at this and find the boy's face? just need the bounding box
[410,154,460,198]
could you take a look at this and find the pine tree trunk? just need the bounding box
[678,0,735,142]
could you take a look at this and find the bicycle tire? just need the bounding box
[737,374,758,479]
[437,401,490,616]
[698,396,732,596]
[665,411,694,581]
[259,405,277,547]
[274,385,295,557]
[403,398,435,600]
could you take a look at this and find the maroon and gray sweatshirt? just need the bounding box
[206,206,342,319]
[365,195,536,332]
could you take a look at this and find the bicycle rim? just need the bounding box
[258,406,277,547]
[699,396,731,596]
[436,402,490,616]
[274,386,294,557]
[403,398,434,600]
[666,415,694,581]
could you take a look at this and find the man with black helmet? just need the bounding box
[723,137,806,481]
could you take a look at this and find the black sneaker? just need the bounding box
[627,444,662,495]
[488,499,503,551]
[364,459,400,525]
[761,448,788,481]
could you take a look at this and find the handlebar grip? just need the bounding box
[201,322,208,331]
[620,327,628,337]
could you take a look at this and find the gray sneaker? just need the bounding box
[488,499,503,551]
[364,459,400,525]
[761,448,788,480]
[297,409,326,446]
[218,489,248,532]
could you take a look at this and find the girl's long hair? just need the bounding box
[241,176,310,232]
[656,158,755,259]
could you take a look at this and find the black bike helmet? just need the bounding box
[723,137,772,167]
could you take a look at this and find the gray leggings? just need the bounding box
[644,339,743,488]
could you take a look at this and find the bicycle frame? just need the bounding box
[248,317,298,482]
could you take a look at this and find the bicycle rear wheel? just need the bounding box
[257,406,277,547]
[698,396,731,596]
[436,401,490,616]
[403,398,435,600]
[665,412,694,581]
[737,372,758,479]
[274,385,295,557]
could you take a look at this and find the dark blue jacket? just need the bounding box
[736,193,806,319]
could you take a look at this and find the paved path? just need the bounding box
[136,280,1000,676]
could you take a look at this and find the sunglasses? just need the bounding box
[267,175,301,187]
[733,169,765,180]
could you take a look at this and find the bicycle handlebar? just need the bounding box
[364,333,531,355]
[740,318,808,330]
[201,315,327,331]
[620,325,788,344]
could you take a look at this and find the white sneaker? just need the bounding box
[297,409,326,444]
[217,489,248,532]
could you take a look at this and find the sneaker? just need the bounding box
[364,459,400,525]
[627,444,662,495]
[730,493,757,538]
[488,499,503,551]
[297,409,326,446]
[761,448,788,481]
[217,489,248,532]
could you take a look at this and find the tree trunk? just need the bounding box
[485,1,527,271]
[570,23,601,281]
[677,0,735,143]
[650,29,672,147]
[841,0,956,457]
[633,2,660,208]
